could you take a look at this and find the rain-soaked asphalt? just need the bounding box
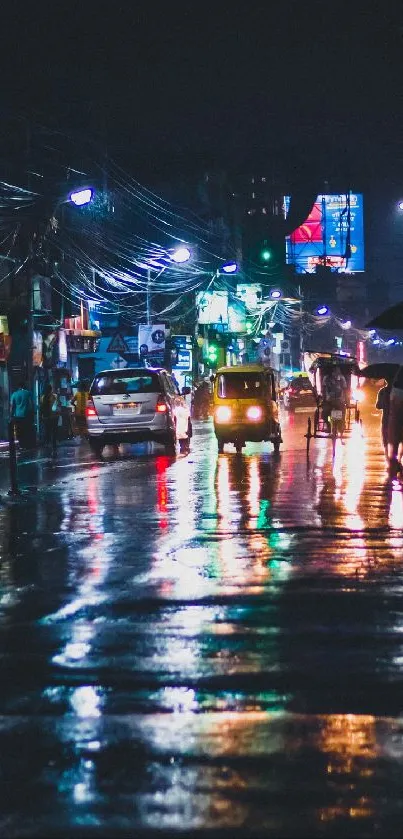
[1,403,403,838]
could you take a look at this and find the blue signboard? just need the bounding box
[284,193,364,274]
[174,349,192,370]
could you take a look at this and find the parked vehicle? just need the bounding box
[212,364,282,454]
[283,376,316,410]
[86,368,192,455]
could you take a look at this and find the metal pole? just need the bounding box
[146,267,151,325]
[8,420,19,496]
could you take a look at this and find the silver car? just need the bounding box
[86,367,192,455]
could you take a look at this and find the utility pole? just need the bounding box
[146,267,151,325]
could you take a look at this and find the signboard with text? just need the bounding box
[285,193,364,274]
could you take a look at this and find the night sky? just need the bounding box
[1,3,403,290]
[0,4,401,182]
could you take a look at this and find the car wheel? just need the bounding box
[187,419,193,438]
[88,438,104,455]
[179,438,190,454]
[217,438,224,453]
[273,439,281,453]
[235,442,243,454]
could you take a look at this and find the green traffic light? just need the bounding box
[208,345,218,361]
[261,249,272,262]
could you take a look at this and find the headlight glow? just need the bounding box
[246,405,263,421]
[215,405,232,423]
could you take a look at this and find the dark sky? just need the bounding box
[2,2,403,189]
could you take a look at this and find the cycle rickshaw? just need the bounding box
[303,352,362,455]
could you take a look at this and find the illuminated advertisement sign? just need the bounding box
[228,297,247,333]
[236,283,263,310]
[284,193,364,274]
[196,290,228,325]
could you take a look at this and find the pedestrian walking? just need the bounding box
[10,381,34,449]
[376,379,392,454]
[387,366,403,476]
[40,383,61,455]
[71,380,89,436]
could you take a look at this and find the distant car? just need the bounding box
[86,367,192,455]
[283,377,316,411]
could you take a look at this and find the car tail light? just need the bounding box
[156,397,168,413]
[246,405,262,421]
[215,405,232,423]
[85,399,97,418]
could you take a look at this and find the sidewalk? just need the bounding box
[0,436,86,497]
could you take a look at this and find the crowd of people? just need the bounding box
[9,380,90,455]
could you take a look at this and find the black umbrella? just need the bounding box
[359,362,400,382]
[366,302,403,330]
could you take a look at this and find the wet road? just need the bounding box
[1,406,403,837]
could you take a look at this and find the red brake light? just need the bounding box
[156,397,168,413]
[85,399,97,418]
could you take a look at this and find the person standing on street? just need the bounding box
[387,366,403,477]
[40,383,61,455]
[376,378,392,455]
[10,381,34,450]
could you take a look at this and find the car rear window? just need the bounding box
[90,372,162,396]
[218,372,265,399]
[291,378,312,390]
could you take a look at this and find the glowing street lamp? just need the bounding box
[270,289,282,299]
[221,261,238,274]
[316,305,329,316]
[171,246,191,264]
[398,201,403,211]
[341,319,351,329]
[146,245,191,324]
[69,187,94,206]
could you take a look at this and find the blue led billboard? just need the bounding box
[284,193,364,274]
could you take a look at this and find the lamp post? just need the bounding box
[146,246,191,325]
[26,185,94,434]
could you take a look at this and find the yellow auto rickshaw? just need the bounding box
[212,364,282,453]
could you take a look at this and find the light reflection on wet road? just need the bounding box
[1,409,403,837]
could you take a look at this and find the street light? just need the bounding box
[398,201,403,211]
[171,246,191,264]
[147,245,191,324]
[341,319,351,329]
[270,289,282,299]
[69,187,94,206]
[221,261,238,274]
[316,305,329,316]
